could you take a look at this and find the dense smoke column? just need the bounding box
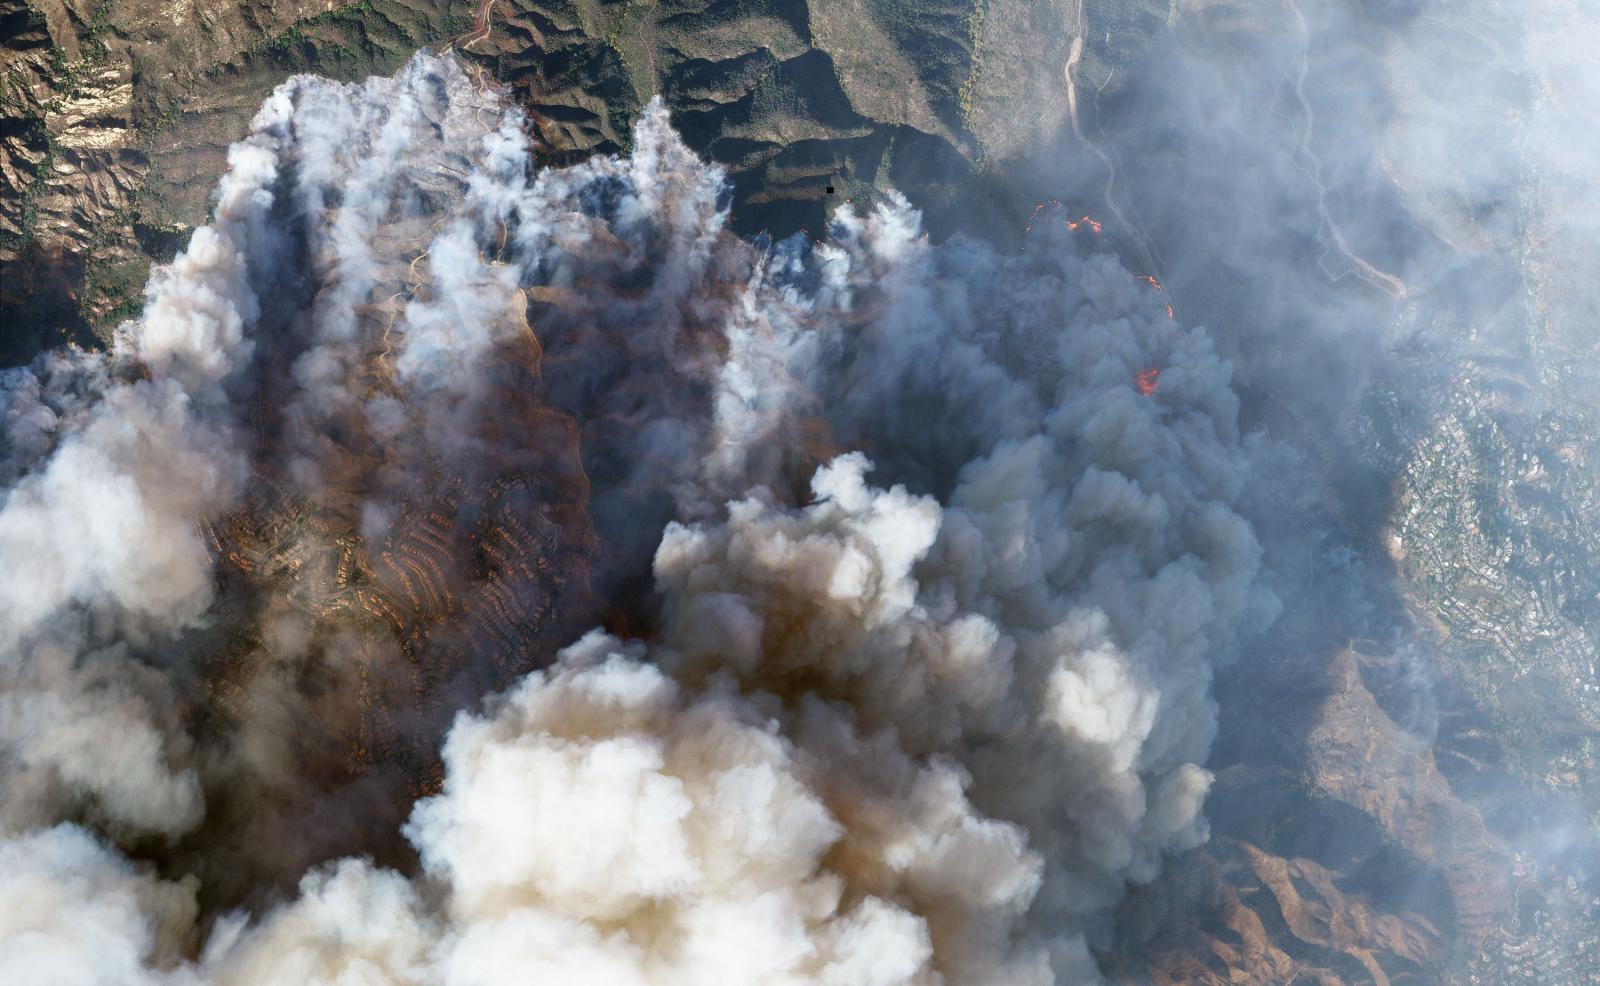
[0,120,284,840]
[165,58,781,909]
[0,51,1281,984]
[700,197,1279,968]
[482,93,757,622]
[0,53,760,915]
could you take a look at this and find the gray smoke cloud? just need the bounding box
[1057,0,1599,975]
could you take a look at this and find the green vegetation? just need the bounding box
[80,254,151,325]
[957,0,985,130]
[247,2,391,62]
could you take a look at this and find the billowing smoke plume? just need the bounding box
[0,825,200,986]
[0,131,279,837]
[0,47,1281,983]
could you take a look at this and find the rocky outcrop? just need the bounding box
[1106,647,1512,985]
[1307,650,1512,954]
[1115,837,1444,986]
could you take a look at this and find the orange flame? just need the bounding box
[1024,198,1063,234]
[1136,368,1160,396]
[1024,201,1102,237]
[1133,273,1173,318]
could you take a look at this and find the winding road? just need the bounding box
[448,0,499,52]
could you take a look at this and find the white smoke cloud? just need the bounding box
[0,117,286,837]
[0,825,200,986]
